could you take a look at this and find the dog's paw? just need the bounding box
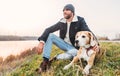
[82,69,89,75]
[63,65,71,70]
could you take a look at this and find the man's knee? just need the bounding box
[67,49,78,57]
[48,33,55,39]
[56,53,73,60]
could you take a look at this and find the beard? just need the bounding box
[64,13,72,19]
[64,15,71,19]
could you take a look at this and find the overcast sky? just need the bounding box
[0,0,120,39]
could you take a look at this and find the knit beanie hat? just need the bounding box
[63,4,75,14]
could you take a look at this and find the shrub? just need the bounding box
[19,48,36,59]
[0,57,3,64]
[4,55,16,63]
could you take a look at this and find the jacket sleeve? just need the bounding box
[38,22,60,42]
[79,18,91,31]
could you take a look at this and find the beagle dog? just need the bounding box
[63,31,100,75]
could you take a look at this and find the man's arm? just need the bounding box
[37,22,61,54]
[79,18,91,32]
[38,22,61,42]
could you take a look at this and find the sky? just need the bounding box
[0,0,120,39]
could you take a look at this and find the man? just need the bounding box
[36,4,98,73]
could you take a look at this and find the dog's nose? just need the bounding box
[75,40,79,44]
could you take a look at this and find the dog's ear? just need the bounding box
[88,32,96,46]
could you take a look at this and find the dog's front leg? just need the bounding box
[63,56,79,70]
[83,52,96,75]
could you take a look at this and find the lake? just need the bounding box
[0,40,120,59]
[0,41,39,59]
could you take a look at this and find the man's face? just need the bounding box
[63,9,73,19]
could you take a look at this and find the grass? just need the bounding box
[0,42,120,76]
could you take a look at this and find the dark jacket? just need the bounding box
[38,16,97,48]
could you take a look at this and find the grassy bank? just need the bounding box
[0,42,120,76]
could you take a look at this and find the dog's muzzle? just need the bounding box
[75,40,80,47]
[75,40,80,49]
[75,40,79,44]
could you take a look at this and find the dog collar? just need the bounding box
[86,45,96,56]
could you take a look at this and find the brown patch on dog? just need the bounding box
[86,32,91,45]
[75,32,82,39]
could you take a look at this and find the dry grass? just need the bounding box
[0,42,120,76]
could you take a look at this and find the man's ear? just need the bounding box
[88,32,95,46]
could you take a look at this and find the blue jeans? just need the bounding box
[43,33,78,60]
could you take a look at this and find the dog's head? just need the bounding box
[75,31,96,47]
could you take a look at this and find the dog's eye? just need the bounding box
[76,36,78,38]
[82,35,86,38]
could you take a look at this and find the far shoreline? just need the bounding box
[0,35,38,41]
[0,40,38,41]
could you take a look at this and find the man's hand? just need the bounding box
[37,42,44,54]
[93,45,100,52]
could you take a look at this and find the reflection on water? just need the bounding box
[0,41,39,59]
